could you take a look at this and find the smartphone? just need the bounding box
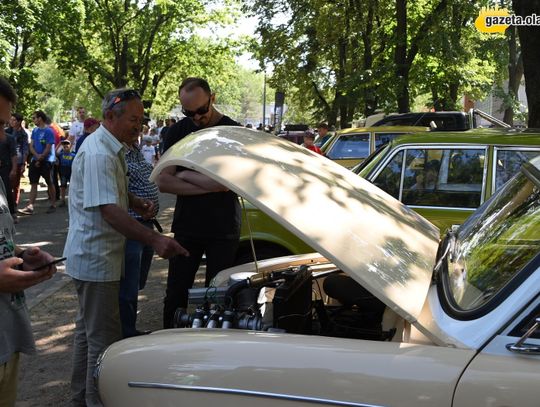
[31,257,67,271]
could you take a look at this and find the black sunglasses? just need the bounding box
[182,98,211,118]
[106,89,141,110]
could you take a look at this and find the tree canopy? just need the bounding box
[245,0,510,127]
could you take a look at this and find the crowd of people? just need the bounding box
[0,74,333,407]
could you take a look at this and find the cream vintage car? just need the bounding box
[96,127,540,407]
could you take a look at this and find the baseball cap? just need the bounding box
[84,118,100,128]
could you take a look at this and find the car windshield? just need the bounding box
[444,170,540,311]
[326,133,370,159]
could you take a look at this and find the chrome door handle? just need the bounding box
[507,317,540,355]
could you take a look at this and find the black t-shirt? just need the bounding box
[163,115,241,238]
[0,135,16,175]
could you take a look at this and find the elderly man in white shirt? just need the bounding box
[63,88,189,407]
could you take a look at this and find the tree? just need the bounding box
[49,0,241,104]
[0,0,51,115]
[512,0,540,127]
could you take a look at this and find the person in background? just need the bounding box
[63,88,188,406]
[56,140,76,207]
[48,120,63,202]
[74,118,100,153]
[315,122,330,147]
[0,76,57,407]
[303,130,323,154]
[156,77,241,329]
[18,110,57,215]
[119,141,160,338]
[6,113,28,221]
[141,136,156,166]
[68,107,86,147]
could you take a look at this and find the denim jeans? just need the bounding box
[119,220,154,338]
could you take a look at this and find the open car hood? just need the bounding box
[151,127,441,336]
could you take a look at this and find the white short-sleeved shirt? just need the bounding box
[69,120,84,143]
[63,125,129,282]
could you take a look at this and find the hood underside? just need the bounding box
[151,126,440,330]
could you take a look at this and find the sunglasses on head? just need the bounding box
[106,89,141,110]
[182,98,211,118]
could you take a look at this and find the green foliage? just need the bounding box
[246,0,511,127]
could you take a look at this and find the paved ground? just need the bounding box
[14,183,197,406]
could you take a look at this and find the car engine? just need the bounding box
[173,264,396,341]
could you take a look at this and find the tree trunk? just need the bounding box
[395,0,409,112]
[503,25,524,125]
[338,37,350,127]
[362,0,378,117]
[513,0,540,127]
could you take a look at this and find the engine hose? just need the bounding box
[224,279,250,310]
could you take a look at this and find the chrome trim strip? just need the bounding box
[128,382,386,407]
[407,205,475,212]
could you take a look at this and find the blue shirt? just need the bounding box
[59,151,76,168]
[63,125,129,282]
[31,127,56,162]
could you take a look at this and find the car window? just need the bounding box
[314,134,331,148]
[373,132,406,150]
[400,148,485,208]
[494,149,540,191]
[326,133,370,159]
[372,150,404,199]
[445,173,540,312]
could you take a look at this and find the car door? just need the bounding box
[368,145,488,233]
[453,297,540,407]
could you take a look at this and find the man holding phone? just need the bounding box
[0,77,57,407]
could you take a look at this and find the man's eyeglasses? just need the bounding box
[105,89,141,110]
[182,98,211,118]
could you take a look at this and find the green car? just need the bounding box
[353,128,540,232]
[236,128,540,263]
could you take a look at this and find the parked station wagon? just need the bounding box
[354,128,540,231]
[97,127,540,407]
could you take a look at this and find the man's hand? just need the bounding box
[20,247,58,274]
[152,235,189,259]
[131,196,156,220]
[0,252,56,293]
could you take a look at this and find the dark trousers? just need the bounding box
[119,221,154,338]
[53,164,60,200]
[163,234,239,328]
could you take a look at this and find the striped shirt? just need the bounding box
[63,125,129,282]
[126,145,159,220]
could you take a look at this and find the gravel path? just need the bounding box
[15,191,195,406]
